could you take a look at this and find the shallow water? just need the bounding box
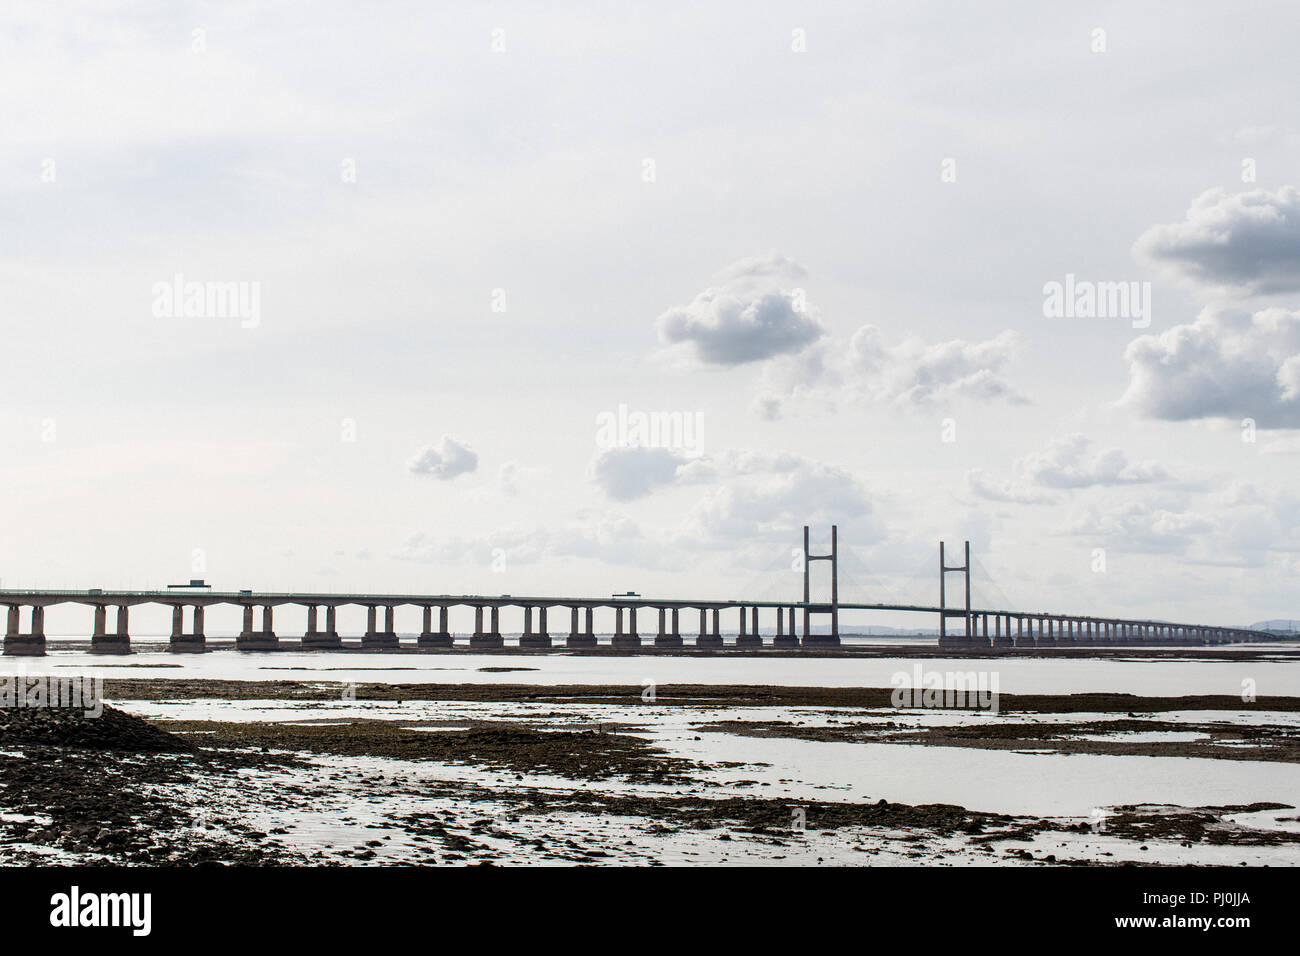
[7,645,1298,698]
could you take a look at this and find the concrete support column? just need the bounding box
[992,613,1012,647]
[3,604,46,656]
[169,602,205,653]
[775,604,799,647]
[566,605,597,649]
[471,605,504,649]
[303,603,341,650]
[738,605,762,647]
[613,604,641,649]
[697,607,723,647]
[418,604,453,648]
[655,607,683,648]
[236,602,278,651]
[521,605,552,649]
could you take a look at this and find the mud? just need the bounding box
[0,706,309,866]
[162,718,695,781]
[696,716,1300,763]
[2,680,1297,866]
[98,679,1300,714]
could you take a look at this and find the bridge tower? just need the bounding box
[937,540,975,647]
[802,525,839,646]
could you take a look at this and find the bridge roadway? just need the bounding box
[0,588,1278,655]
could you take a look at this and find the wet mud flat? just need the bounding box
[96,678,1300,713]
[2,682,1298,866]
[698,715,1300,763]
[0,706,313,865]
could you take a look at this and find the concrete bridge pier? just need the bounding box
[773,606,799,648]
[1056,617,1076,647]
[362,605,399,648]
[612,606,641,649]
[236,605,279,650]
[419,605,453,648]
[303,604,342,649]
[697,608,722,647]
[991,614,1013,647]
[655,607,683,647]
[3,604,46,656]
[737,606,762,647]
[1034,616,1054,646]
[520,606,552,648]
[168,604,206,653]
[470,605,504,649]
[90,604,132,654]
[1012,615,1034,647]
[567,606,597,648]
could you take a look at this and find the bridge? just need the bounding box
[0,527,1279,655]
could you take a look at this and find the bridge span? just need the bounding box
[0,528,1279,655]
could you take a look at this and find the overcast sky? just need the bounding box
[3,2,1299,631]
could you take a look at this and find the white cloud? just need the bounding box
[1017,434,1167,488]
[1134,186,1300,294]
[1119,306,1300,427]
[407,435,479,480]
[965,469,1059,505]
[673,455,883,549]
[968,434,1168,505]
[1058,481,1300,564]
[588,446,691,501]
[655,253,825,366]
[757,325,1026,416]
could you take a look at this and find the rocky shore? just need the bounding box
[1,680,1296,866]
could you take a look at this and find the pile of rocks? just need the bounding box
[0,704,192,753]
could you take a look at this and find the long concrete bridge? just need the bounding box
[0,528,1279,655]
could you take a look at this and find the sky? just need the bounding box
[3,1,1300,633]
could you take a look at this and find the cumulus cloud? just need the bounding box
[968,434,1168,505]
[589,445,692,501]
[1134,186,1300,294]
[497,459,547,496]
[1057,480,1300,564]
[672,455,883,549]
[655,253,825,366]
[1119,306,1300,427]
[757,325,1026,416]
[406,435,479,480]
[1058,499,1214,554]
[965,469,1059,505]
[1017,434,1167,488]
